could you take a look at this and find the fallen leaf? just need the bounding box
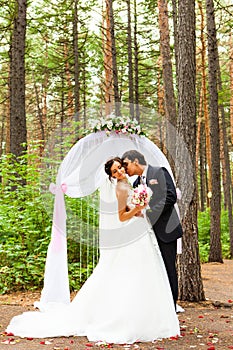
[1,339,16,345]
[169,335,179,340]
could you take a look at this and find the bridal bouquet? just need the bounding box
[131,184,152,207]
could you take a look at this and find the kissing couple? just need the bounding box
[7,149,182,344]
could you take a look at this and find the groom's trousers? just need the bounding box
[156,238,178,309]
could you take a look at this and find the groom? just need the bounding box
[122,150,183,308]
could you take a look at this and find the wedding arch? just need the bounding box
[36,116,191,311]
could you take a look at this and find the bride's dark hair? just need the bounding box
[105,157,123,181]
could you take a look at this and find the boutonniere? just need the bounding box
[149,178,158,185]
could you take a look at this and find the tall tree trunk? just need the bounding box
[73,0,80,125]
[0,112,5,157]
[64,41,74,118]
[126,0,134,118]
[206,0,222,263]
[158,0,177,159]
[196,87,202,209]
[198,0,211,206]
[176,0,205,301]
[108,0,120,116]
[199,124,206,211]
[230,32,233,147]
[158,0,176,121]
[171,0,178,90]
[33,75,45,146]
[82,53,87,129]
[103,0,113,115]
[133,0,140,121]
[41,40,49,154]
[229,32,233,208]
[9,0,27,157]
[216,53,233,258]
[6,68,10,154]
[157,57,166,154]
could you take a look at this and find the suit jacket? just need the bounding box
[133,165,183,243]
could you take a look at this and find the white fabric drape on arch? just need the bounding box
[35,131,181,311]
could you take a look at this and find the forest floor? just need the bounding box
[0,259,233,350]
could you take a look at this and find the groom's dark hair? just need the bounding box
[122,150,147,165]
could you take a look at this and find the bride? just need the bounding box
[6,156,180,344]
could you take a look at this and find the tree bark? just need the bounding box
[133,0,140,121]
[126,0,134,118]
[230,32,233,147]
[198,0,211,206]
[171,0,178,90]
[73,0,80,125]
[206,0,222,263]
[103,0,114,115]
[158,0,177,124]
[158,0,177,173]
[176,0,205,301]
[108,0,120,116]
[216,50,233,258]
[9,0,27,157]
[199,123,206,212]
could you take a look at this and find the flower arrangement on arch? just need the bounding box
[87,114,147,136]
[131,184,152,207]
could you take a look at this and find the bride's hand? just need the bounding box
[134,211,144,218]
[134,203,147,216]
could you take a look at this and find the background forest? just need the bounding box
[0,0,232,302]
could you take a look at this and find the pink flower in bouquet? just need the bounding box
[131,184,152,207]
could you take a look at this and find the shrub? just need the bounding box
[198,208,230,262]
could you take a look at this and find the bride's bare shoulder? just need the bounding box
[116,181,129,195]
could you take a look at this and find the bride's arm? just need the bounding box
[116,184,145,222]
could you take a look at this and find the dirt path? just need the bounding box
[0,260,233,350]
[201,259,233,304]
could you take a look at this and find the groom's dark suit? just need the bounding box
[134,165,183,307]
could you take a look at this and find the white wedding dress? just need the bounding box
[6,186,180,344]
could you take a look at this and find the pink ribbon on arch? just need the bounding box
[38,182,70,307]
[48,182,68,252]
[49,182,67,195]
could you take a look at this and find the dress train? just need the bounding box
[6,220,180,344]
